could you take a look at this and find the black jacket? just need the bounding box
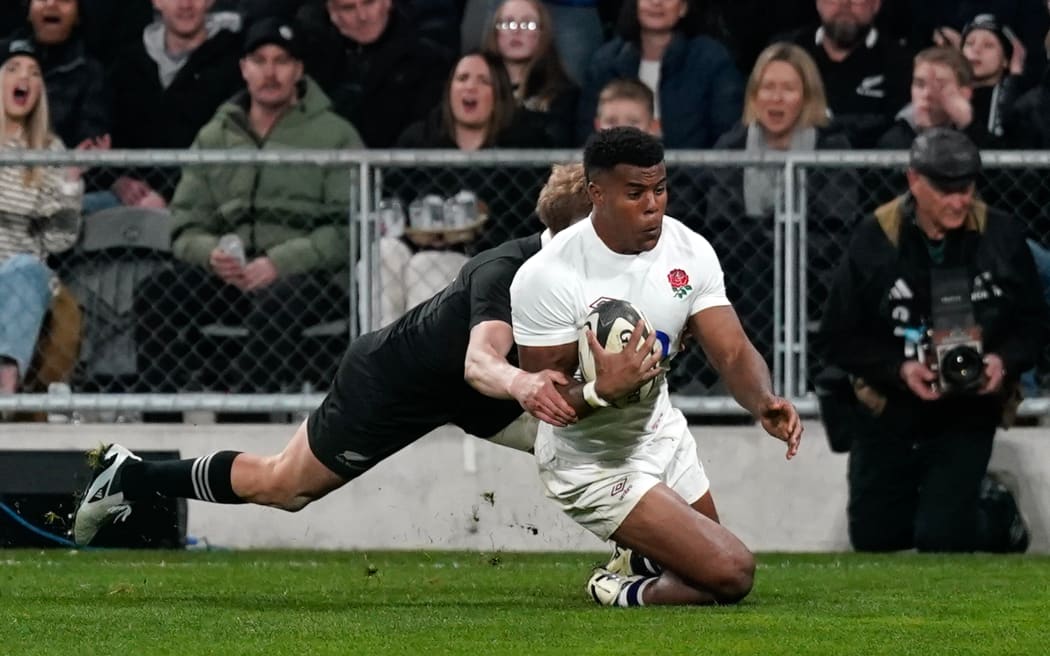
[302,8,452,148]
[877,107,1009,151]
[0,4,22,40]
[394,105,553,150]
[108,26,243,198]
[1009,68,1050,150]
[705,122,858,232]
[815,194,1049,414]
[779,25,911,148]
[908,0,1049,92]
[697,123,858,370]
[390,106,554,254]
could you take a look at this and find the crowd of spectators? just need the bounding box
[3,1,1046,155]
[1,0,1050,396]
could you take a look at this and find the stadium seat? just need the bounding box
[61,206,174,391]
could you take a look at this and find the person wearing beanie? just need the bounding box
[0,38,83,396]
[961,13,1024,143]
[6,0,109,148]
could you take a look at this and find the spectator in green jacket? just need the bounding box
[135,17,364,393]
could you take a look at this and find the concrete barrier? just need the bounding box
[2,423,1047,552]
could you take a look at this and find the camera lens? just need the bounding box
[940,345,984,391]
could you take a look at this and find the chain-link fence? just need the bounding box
[1,149,1048,417]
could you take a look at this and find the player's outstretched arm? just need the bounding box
[465,321,577,427]
[689,306,803,459]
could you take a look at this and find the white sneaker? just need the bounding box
[586,567,647,607]
[605,544,662,577]
[73,444,141,546]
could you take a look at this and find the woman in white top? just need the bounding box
[576,0,743,147]
[0,40,82,394]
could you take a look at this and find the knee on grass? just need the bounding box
[705,550,756,605]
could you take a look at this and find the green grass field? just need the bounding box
[1,550,1047,655]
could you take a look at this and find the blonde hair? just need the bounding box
[597,78,655,117]
[915,46,973,87]
[743,42,829,129]
[0,56,55,186]
[536,162,590,234]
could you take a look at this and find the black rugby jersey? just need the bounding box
[311,234,543,448]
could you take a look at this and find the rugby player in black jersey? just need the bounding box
[73,164,591,545]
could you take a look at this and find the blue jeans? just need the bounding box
[82,190,121,216]
[1028,239,1050,306]
[1022,239,1050,395]
[0,254,53,381]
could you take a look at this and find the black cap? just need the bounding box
[962,14,1013,62]
[909,128,981,192]
[242,18,301,59]
[1,39,39,67]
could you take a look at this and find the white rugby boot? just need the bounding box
[586,567,651,607]
[605,544,663,577]
[73,444,141,545]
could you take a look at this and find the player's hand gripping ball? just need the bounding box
[578,299,662,407]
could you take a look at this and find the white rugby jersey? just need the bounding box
[511,214,729,461]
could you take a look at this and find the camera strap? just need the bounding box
[930,268,975,330]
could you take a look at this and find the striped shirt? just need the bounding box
[0,135,83,265]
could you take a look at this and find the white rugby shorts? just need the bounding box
[535,411,710,540]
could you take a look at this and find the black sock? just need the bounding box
[122,451,246,504]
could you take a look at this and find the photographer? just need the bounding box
[815,128,1049,553]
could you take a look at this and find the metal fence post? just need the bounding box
[773,166,785,396]
[796,164,809,397]
[348,163,360,340]
[781,159,798,398]
[358,160,372,334]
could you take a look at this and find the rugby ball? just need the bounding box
[578,298,661,407]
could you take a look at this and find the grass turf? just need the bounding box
[0,550,1047,655]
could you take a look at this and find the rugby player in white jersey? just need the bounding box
[511,127,804,607]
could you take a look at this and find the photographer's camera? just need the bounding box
[920,268,984,395]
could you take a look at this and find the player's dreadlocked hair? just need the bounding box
[536,163,591,235]
[583,127,664,181]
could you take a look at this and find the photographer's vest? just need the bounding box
[873,194,988,247]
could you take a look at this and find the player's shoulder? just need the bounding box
[544,217,592,254]
[517,221,589,273]
[463,234,542,278]
[661,215,717,256]
[477,233,543,266]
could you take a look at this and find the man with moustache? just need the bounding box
[781,0,911,147]
[134,18,364,393]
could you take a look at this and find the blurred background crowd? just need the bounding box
[1,0,1050,405]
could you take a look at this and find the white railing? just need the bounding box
[0,149,1047,417]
